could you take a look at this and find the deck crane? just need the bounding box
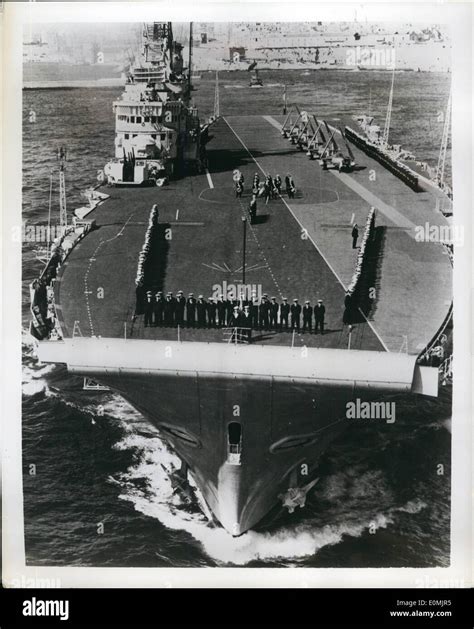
[318,122,356,172]
[294,112,317,150]
[281,105,301,138]
[306,119,327,159]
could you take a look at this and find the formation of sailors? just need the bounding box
[234,172,296,203]
[142,291,326,333]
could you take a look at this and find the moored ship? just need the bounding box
[29,22,452,537]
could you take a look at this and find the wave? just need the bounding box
[112,429,427,566]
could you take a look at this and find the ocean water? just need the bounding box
[22,70,451,568]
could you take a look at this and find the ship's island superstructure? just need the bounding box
[29,23,452,536]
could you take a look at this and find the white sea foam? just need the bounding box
[395,498,427,515]
[113,430,402,565]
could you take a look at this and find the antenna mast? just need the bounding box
[436,88,451,186]
[382,62,395,149]
[187,22,193,98]
[57,147,67,230]
[214,71,220,118]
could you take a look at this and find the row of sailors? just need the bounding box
[235,172,296,200]
[143,291,326,333]
[135,205,159,287]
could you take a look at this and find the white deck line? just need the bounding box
[205,168,214,189]
[263,115,418,235]
[223,115,390,353]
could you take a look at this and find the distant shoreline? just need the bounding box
[22,66,449,90]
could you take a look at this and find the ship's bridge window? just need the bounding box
[144,116,150,122]
[130,116,135,123]
[151,116,157,123]
[227,422,242,465]
[124,133,129,139]
[160,133,166,140]
[136,116,142,123]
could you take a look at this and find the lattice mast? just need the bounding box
[57,147,67,229]
[214,71,220,118]
[437,88,451,185]
[382,63,395,149]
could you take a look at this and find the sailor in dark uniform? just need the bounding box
[269,296,279,330]
[249,294,259,329]
[229,305,242,328]
[135,280,145,316]
[314,298,326,334]
[343,291,353,326]
[248,194,257,224]
[186,292,196,326]
[351,223,359,249]
[144,290,154,327]
[290,298,301,331]
[175,290,186,325]
[302,300,313,333]
[285,174,296,199]
[280,297,290,331]
[241,305,252,342]
[274,174,282,195]
[207,297,217,327]
[252,173,260,195]
[235,179,244,198]
[258,294,267,330]
[153,291,164,326]
[164,292,176,325]
[225,297,234,327]
[217,294,227,326]
[196,295,207,327]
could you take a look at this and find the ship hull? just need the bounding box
[36,338,437,536]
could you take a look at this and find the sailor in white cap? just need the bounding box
[196,295,207,327]
[269,296,279,330]
[144,290,154,327]
[302,300,313,333]
[186,292,196,327]
[280,297,290,331]
[314,298,326,334]
[154,290,164,326]
[175,290,186,325]
[290,298,301,331]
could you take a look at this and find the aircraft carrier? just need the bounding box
[29,22,453,536]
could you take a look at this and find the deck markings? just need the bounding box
[332,172,418,234]
[223,115,390,352]
[262,115,283,131]
[83,214,135,336]
[264,115,418,236]
[175,209,179,220]
[205,168,214,189]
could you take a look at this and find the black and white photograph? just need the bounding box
[2,0,472,598]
